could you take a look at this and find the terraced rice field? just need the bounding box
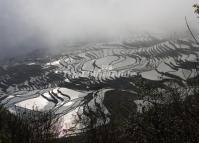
[1,35,199,135]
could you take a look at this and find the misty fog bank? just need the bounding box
[0,0,198,60]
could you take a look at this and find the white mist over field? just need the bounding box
[0,0,198,59]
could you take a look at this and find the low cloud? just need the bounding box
[0,0,198,60]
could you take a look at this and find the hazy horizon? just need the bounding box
[0,0,198,60]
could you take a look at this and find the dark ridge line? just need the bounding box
[51,90,65,102]
[57,89,71,100]
[41,93,57,104]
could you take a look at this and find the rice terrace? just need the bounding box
[0,0,199,143]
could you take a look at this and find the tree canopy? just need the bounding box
[193,4,199,17]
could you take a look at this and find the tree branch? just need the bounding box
[185,17,199,45]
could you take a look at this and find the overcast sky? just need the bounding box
[0,0,198,60]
